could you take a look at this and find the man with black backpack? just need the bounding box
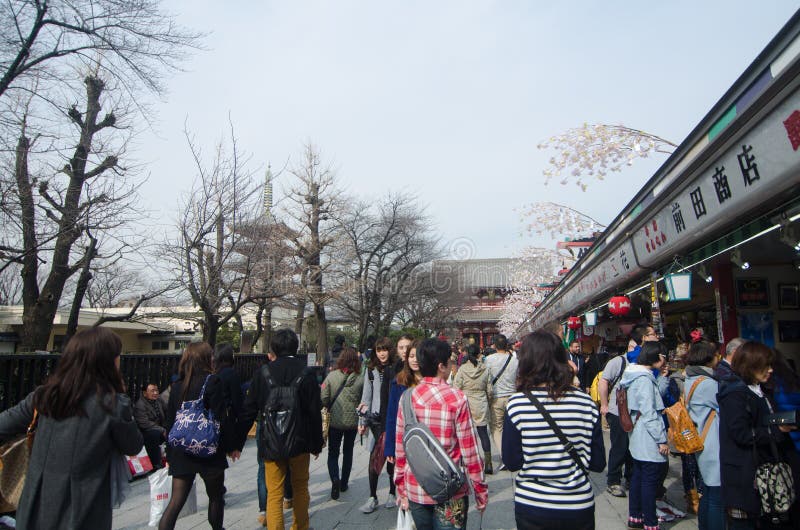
[235,329,323,530]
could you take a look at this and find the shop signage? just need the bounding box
[735,277,770,307]
[632,89,800,268]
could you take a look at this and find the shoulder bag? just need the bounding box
[0,409,38,509]
[491,354,513,387]
[322,373,350,443]
[524,391,604,476]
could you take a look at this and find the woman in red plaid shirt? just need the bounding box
[394,339,488,529]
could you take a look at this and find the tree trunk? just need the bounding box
[263,301,273,353]
[314,302,328,364]
[64,236,98,347]
[294,297,305,336]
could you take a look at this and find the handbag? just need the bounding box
[752,426,796,523]
[0,409,38,509]
[167,375,220,458]
[321,374,349,443]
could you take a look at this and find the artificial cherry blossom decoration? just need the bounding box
[537,123,676,191]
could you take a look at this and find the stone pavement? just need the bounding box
[112,434,700,530]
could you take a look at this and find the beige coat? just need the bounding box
[453,361,491,426]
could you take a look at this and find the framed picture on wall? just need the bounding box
[778,320,800,342]
[735,278,770,308]
[778,283,799,310]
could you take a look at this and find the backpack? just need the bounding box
[589,372,603,404]
[258,365,307,461]
[665,376,714,454]
[400,389,466,502]
[168,375,220,457]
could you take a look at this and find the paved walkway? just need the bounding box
[112,434,700,529]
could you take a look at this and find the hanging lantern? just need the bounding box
[608,295,632,316]
[567,316,582,330]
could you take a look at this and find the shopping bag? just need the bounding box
[148,468,197,526]
[370,432,387,476]
[396,507,414,530]
[126,447,153,478]
[148,467,171,527]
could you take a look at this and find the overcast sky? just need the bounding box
[138,1,799,260]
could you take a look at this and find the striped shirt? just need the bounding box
[394,377,488,509]
[505,389,599,512]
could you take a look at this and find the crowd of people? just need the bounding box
[0,323,798,530]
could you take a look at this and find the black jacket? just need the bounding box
[717,375,797,517]
[236,356,324,460]
[216,365,244,419]
[714,358,735,382]
[133,396,166,434]
[164,374,233,475]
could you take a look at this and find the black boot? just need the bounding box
[484,451,493,475]
[331,479,340,500]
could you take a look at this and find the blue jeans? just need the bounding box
[327,427,357,486]
[409,497,468,530]
[629,459,666,528]
[256,422,266,511]
[698,485,725,530]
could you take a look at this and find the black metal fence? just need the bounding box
[0,353,269,411]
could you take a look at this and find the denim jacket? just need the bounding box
[621,364,667,463]
[685,366,720,486]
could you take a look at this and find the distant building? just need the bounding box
[430,258,515,347]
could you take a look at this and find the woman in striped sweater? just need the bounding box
[503,330,605,530]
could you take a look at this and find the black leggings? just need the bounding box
[476,425,491,453]
[158,469,225,530]
[368,426,395,498]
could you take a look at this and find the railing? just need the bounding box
[0,353,268,411]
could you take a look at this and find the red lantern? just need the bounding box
[567,316,582,330]
[608,295,632,316]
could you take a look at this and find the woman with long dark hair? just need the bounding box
[0,327,143,529]
[503,330,604,530]
[385,340,422,465]
[321,346,364,500]
[454,343,493,473]
[159,342,234,530]
[357,337,397,513]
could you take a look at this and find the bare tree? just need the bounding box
[280,143,342,358]
[167,122,263,346]
[333,191,442,348]
[0,0,202,100]
[5,75,140,351]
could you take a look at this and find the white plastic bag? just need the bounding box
[148,468,198,526]
[148,467,170,527]
[396,508,414,530]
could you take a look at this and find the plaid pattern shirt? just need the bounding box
[394,377,488,509]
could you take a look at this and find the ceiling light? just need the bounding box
[731,248,750,270]
[779,224,800,251]
[697,264,713,283]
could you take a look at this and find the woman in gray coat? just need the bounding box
[0,327,143,530]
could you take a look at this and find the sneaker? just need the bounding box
[498,463,507,472]
[627,518,643,529]
[385,494,396,509]
[607,484,627,497]
[331,479,340,500]
[283,498,293,510]
[360,497,379,514]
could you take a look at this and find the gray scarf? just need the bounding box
[685,365,715,378]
